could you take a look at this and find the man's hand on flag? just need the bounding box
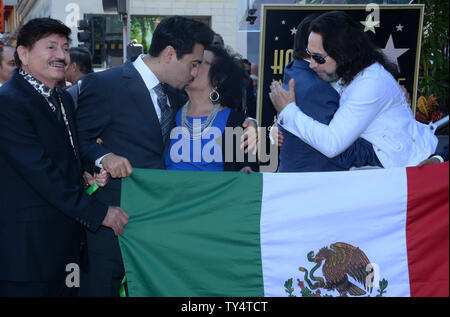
[101,153,133,178]
[102,206,129,236]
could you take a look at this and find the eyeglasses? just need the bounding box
[305,48,328,65]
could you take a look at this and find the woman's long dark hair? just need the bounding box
[310,11,399,86]
[206,45,249,109]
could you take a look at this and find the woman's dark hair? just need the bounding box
[149,16,214,59]
[293,14,319,60]
[212,33,224,47]
[69,47,93,74]
[310,11,398,85]
[206,45,249,109]
[14,18,71,68]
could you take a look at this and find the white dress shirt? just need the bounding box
[278,63,438,168]
[133,54,173,121]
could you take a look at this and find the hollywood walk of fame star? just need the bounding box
[381,34,409,71]
[360,15,380,33]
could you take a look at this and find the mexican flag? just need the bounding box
[118,163,449,297]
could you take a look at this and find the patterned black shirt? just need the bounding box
[19,69,58,113]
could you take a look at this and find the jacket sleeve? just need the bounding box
[0,97,108,232]
[328,137,383,168]
[76,73,113,173]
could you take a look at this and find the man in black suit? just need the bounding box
[76,16,216,296]
[0,18,128,296]
[65,47,93,110]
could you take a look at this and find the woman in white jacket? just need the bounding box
[269,11,437,168]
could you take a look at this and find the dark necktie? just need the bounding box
[48,89,63,123]
[153,83,173,142]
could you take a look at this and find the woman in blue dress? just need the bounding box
[165,45,258,172]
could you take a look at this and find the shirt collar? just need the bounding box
[19,69,53,99]
[132,54,160,91]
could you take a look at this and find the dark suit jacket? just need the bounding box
[76,60,187,254]
[66,81,80,110]
[0,71,108,283]
[433,143,449,162]
[441,144,449,162]
[278,59,381,172]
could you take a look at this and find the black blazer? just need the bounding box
[0,71,108,283]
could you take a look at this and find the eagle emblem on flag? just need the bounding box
[285,242,389,297]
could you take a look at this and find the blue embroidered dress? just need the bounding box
[165,108,231,171]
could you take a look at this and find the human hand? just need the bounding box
[101,154,133,178]
[240,118,258,155]
[400,85,411,107]
[102,206,129,236]
[269,124,284,147]
[417,157,441,167]
[269,78,295,113]
[240,166,254,174]
[96,137,104,145]
[94,168,110,187]
[83,171,95,186]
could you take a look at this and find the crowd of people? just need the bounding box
[0,12,446,297]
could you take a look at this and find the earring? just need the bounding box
[209,87,220,103]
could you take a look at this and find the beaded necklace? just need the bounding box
[181,100,221,140]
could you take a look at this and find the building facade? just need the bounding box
[4,0,249,63]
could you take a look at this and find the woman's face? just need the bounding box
[185,50,214,92]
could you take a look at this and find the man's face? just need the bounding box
[307,32,338,83]
[0,47,16,84]
[166,43,204,90]
[65,62,78,84]
[18,34,70,88]
[185,49,213,92]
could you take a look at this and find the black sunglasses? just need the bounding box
[305,48,328,65]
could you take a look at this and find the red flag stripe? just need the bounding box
[406,162,449,297]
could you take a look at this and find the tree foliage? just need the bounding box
[130,17,161,53]
[415,0,449,116]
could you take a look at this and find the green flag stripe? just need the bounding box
[119,169,264,297]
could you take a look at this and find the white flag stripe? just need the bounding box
[260,168,410,297]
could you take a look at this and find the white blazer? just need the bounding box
[278,63,438,168]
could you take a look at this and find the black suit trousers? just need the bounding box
[0,280,78,297]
